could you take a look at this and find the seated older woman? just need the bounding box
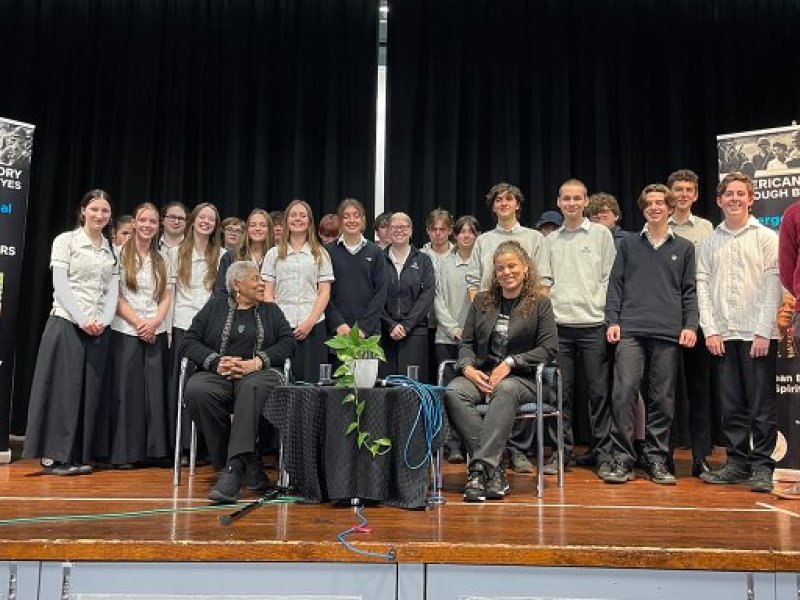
[181,260,296,504]
[445,241,557,502]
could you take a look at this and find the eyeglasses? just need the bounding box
[165,214,186,222]
[224,226,244,234]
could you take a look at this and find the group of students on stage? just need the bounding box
[21,168,787,504]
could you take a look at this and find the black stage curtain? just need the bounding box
[1,0,378,435]
[386,0,800,231]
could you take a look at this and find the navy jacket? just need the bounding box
[381,245,435,336]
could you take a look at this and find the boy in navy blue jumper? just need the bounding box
[603,184,699,485]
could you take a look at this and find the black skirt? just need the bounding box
[23,316,111,464]
[291,320,327,383]
[108,331,170,464]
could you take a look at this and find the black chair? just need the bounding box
[437,359,564,497]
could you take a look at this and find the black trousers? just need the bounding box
[714,339,777,472]
[185,369,281,469]
[609,337,679,466]
[555,324,610,460]
[380,329,429,383]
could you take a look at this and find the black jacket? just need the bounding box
[180,296,296,372]
[381,245,435,335]
[457,292,558,381]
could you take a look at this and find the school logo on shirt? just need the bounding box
[411,261,419,269]
[671,255,677,261]
[366,257,372,261]
[580,246,591,254]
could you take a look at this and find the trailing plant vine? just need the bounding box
[324,324,391,457]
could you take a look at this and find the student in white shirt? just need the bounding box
[263,199,333,382]
[214,209,273,297]
[667,169,715,478]
[108,203,172,468]
[544,179,616,475]
[697,172,781,493]
[166,202,223,453]
[158,201,187,252]
[24,189,119,476]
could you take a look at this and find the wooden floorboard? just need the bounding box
[1,449,799,571]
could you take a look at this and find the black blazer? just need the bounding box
[457,291,558,380]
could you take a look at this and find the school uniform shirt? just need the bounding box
[261,243,334,328]
[543,218,615,326]
[50,227,117,324]
[166,246,224,330]
[466,223,549,291]
[434,250,472,344]
[111,251,172,336]
[668,214,714,248]
[697,216,781,341]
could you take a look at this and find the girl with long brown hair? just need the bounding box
[263,199,333,382]
[213,209,273,297]
[108,203,172,468]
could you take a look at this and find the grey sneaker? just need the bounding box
[485,464,510,499]
[749,467,774,493]
[700,465,748,485]
[543,452,570,475]
[595,461,613,479]
[509,451,533,473]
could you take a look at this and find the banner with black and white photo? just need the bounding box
[717,124,800,470]
[0,116,34,462]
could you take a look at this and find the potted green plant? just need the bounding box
[324,324,391,457]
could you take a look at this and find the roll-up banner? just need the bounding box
[717,124,800,470]
[0,117,34,463]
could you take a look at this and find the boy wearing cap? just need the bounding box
[699,172,781,493]
[542,179,616,473]
[535,210,563,237]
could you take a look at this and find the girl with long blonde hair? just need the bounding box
[213,209,273,297]
[263,199,333,382]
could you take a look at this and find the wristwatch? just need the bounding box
[504,356,515,367]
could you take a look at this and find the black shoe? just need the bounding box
[699,465,748,485]
[509,451,534,474]
[41,461,81,476]
[646,461,676,485]
[543,452,570,475]
[595,461,613,479]
[602,462,635,484]
[463,462,489,502]
[208,464,243,504]
[114,463,136,471]
[691,457,711,478]
[574,451,597,467]
[244,455,270,491]
[749,467,774,493]
[447,450,465,464]
[485,464,510,499]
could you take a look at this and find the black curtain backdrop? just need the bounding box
[1,0,378,435]
[386,0,800,232]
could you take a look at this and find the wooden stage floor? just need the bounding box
[1,449,799,572]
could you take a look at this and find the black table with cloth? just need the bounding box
[263,385,447,509]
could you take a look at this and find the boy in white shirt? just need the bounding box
[696,172,781,493]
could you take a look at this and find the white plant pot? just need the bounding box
[352,358,379,388]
